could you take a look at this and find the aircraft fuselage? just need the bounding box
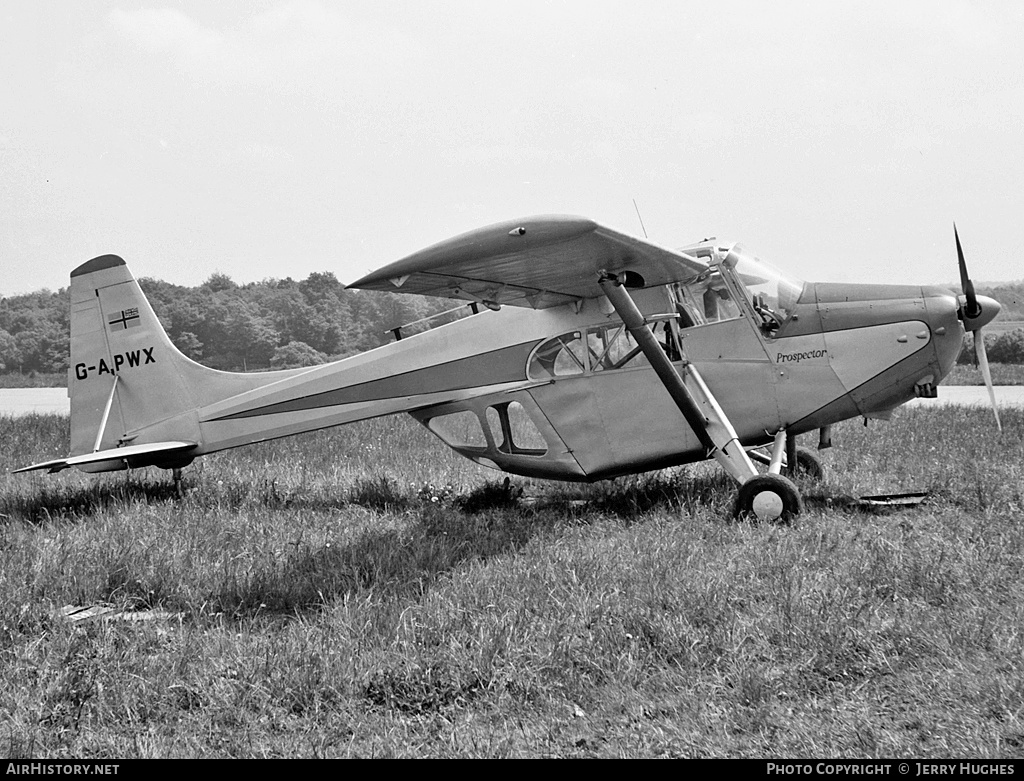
[148,252,967,482]
[43,243,972,484]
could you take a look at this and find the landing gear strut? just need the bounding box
[749,437,826,484]
[783,445,825,482]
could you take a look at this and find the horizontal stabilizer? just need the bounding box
[14,441,198,474]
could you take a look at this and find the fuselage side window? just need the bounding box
[486,401,547,455]
[528,317,685,380]
[528,331,586,378]
[587,323,650,372]
[426,410,489,449]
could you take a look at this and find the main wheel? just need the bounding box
[783,446,825,482]
[733,473,802,523]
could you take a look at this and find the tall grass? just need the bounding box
[1,407,1023,757]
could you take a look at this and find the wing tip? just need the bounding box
[348,214,598,290]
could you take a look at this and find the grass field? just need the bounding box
[1,407,1023,758]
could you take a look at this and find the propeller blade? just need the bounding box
[952,225,1001,430]
[974,329,1002,432]
[955,223,980,318]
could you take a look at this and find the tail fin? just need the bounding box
[16,254,301,474]
[59,254,206,468]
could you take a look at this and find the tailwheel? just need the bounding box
[783,446,825,482]
[734,473,802,523]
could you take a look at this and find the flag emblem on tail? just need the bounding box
[108,308,140,331]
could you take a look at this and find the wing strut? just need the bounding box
[93,375,119,453]
[597,271,759,486]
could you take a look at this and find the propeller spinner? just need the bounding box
[954,223,1002,431]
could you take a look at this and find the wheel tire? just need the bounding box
[783,446,825,482]
[733,473,802,523]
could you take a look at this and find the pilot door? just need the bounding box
[669,252,787,443]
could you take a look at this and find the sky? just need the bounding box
[2,0,1023,296]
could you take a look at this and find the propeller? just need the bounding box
[954,223,1001,431]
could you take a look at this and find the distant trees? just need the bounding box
[0,271,455,376]
[0,328,18,372]
[992,329,1024,364]
[134,271,458,371]
[271,341,328,369]
[0,289,69,374]
[959,328,1024,365]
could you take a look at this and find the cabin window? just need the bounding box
[528,319,683,379]
[528,331,586,378]
[426,410,488,449]
[486,401,547,455]
[586,323,651,372]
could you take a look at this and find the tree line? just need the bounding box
[2,274,1023,376]
[0,271,458,375]
[958,329,1024,365]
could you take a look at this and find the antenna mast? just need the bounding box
[632,199,648,238]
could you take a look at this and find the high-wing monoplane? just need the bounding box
[15,217,1002,521]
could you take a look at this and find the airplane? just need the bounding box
[14,216,1002,522]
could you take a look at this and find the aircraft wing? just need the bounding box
[348,215,708,309]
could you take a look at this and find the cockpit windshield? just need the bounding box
[723,244,804,332]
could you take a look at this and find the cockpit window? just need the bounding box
[724,244,804,334]
[670,270,743,327]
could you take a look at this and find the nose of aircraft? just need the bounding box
[960,294,1001,330]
